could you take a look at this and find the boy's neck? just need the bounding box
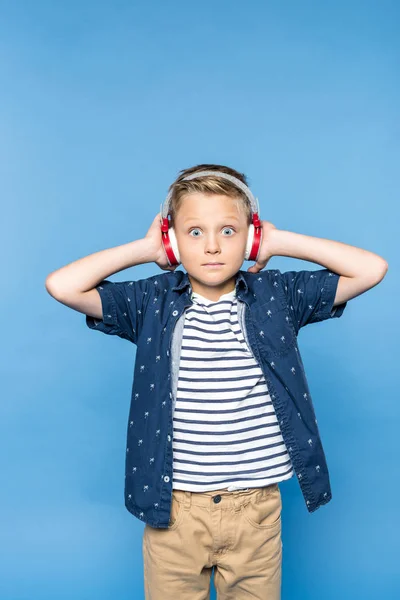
[188,274,237,302]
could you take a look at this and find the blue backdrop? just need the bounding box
[2,1,398,599]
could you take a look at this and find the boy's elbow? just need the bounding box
[378,259,389,280]
[370,257,388,282]
[45,274,63,298]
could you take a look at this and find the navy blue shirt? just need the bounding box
[86,267,347,528]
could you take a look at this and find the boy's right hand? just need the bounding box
[144,213,178,271]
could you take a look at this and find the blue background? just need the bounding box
[2,1,398,599]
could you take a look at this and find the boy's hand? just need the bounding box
[247,220,278,273]
[144,213,178,271]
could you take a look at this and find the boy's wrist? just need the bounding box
[265,227,291,258]
[132,238,159,265]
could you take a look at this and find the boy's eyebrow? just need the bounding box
[183,216,240,224]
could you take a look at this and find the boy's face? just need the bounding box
[173,192,249,301]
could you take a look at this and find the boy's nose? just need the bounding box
[204,237,221,253]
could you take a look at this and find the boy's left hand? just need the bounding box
[247,220,278,273]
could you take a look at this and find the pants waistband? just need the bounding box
[172,483,279,512]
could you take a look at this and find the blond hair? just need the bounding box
[167,163,252,228]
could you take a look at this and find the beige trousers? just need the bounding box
[143,483,282,599]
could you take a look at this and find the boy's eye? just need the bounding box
[189,227,235,237]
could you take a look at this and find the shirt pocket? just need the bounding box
[251,301,297,359]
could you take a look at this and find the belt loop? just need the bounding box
[183,491,191,510]
[232,494,242,513]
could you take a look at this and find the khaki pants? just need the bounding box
[143,483,282,599]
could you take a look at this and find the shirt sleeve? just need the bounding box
[85,278,150,344]
[279,268,347,333]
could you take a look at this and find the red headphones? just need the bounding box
[159,170,262,267]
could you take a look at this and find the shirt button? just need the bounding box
[164,476,170,483]
[167,435,171,442]
[172,310,178,316]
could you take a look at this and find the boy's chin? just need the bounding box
[188,270,238,285]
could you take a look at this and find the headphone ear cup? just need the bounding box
[245,224,255,260]
[167,227,181,264]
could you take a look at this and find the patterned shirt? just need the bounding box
[86,268,347,528]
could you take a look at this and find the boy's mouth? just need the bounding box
[203,262,224,267]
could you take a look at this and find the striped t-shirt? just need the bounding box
[172,287,294,492]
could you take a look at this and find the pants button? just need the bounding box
[213,495,222,503]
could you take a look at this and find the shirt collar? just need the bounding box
[172,269,249,294]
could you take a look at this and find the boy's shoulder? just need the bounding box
[138,269,187,291]
[125,270,184,291]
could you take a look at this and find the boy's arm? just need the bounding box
[255,227,389,305]
[45,238,156,319]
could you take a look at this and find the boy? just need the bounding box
[45,164,388,600]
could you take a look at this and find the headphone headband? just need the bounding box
[160,170,260,220]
